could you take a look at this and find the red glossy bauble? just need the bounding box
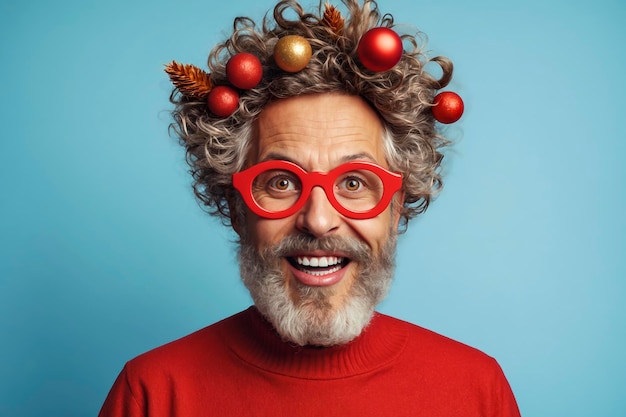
[357,27,403,72]
[432,91,464,124]
[226,53,263,90]
[207,86,239,117]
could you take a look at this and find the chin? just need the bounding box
[238,232,397,346]
[267,284,378,346]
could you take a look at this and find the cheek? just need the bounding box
[346,212,394,252]
[246,215,296,249]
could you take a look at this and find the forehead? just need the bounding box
[250,93,386,169]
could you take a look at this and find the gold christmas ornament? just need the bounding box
[273,35,312,73]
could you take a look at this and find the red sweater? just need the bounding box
[99,307,520,416]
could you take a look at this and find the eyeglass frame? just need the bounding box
[232,160,403,220]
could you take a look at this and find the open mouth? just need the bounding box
[288,255,350,277]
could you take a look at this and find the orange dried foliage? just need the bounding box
[322,3,344,36]
[164,61,213,98]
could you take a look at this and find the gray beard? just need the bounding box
[238,232,397,347]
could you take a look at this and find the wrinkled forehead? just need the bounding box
[246,93,388,170]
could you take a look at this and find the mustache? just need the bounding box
[260,234,371,264]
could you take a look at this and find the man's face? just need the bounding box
[237,93,403,346]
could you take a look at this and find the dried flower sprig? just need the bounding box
[322,3,344,36]
[164,61,213,98]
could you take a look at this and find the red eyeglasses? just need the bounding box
[232,160,403,219]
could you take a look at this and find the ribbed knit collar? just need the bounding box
[221,306,409,380]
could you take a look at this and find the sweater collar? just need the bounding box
[222,306,408,379]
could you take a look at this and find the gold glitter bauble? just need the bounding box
[273,35,312,73]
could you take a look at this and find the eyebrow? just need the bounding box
[258,152,298,164]
[339,152,378,163]
[259,152,379,166]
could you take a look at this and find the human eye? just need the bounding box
[337,174,368,194]
[254,170,301,198]
[335,168,385,200]
[268,174,298,192]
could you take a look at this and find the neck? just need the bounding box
[219,306,409,379]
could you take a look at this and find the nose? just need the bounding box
[295,186,341,238]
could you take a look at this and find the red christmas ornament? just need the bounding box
[226,53,263,90]
[432,91,464,124]
[357,27,403,72]
[207,86,239,117]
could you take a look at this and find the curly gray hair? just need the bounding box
[169,0,454,231]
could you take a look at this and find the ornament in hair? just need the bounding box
[206,86,239,117]
[272,2,342,74]
[226,53,263,90]
[357,27,403,72]
[207,53,263,117]
[165,52,264,118]
[432,91,464,124]
[322,3,344,36]
[273,35,313,73]
[164,61,213,98]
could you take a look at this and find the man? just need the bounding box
[99,0,521,415]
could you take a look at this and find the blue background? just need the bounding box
[1,0,624,416]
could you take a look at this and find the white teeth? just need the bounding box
[296,256,343,267]
[308,265,342,276]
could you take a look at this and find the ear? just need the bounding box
[226,192,244,238]
[391,191,405,230]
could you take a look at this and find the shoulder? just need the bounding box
[123,309,249,377]
[369,313,520,416]
[100,309,257,415]
[373,312,501,371]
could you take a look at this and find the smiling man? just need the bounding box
[237,94,401,347]
[99,1,520,416]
